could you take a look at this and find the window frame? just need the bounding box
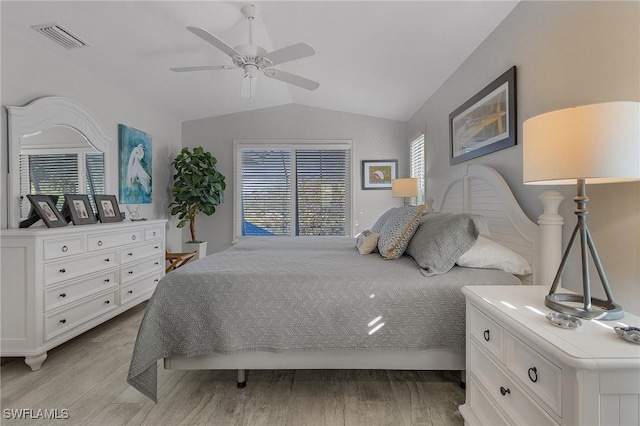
[233,140,353,242]
[409,133,425,206]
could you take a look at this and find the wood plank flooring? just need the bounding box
[1,302,465,425]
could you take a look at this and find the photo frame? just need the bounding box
[63,194,97,225]
[450,66,517,165]
[119,124,152,204]
[361,160,398,190]
[94,195,122,223]
[25,195,68,228]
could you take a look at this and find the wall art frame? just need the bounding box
[450,66,517,165]
[361,159,398,190]
[119,124,152,204]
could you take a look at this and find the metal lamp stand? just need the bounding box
[545,179,624,320]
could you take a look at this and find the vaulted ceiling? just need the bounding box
[2,1,519,122]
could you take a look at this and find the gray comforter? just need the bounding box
[128,237,520,401]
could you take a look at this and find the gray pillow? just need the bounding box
[371,207,398,233]
[405,213,480,276]
[378,205,425,260]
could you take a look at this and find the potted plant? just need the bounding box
[169,146,226,258]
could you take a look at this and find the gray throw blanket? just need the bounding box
[127,237,519,401]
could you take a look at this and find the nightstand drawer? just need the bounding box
[120,241,163,264]
[505,332,562,416]
[468,377,509,426]
[43,236,86,260]
[44,250,118,286]
[44,271,118,311]
[471,342,558,426]
[470,304,503,361]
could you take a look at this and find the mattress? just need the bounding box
[128,236,520,401]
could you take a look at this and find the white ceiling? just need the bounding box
[2,1,518,123]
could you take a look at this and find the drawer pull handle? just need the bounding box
[500,386,510,396]
[62,245,68,252]
[98,240,103,246]
[154,279,159,282]
[528,367,538,383]
[128,271,134,275]
[132,235,137,241]
[59,268,66,273]
[483,330,490,341]
[59,319,67,324]
[105,258,110,262]
[154,262,159,265]
[60,293,67,298]
[153,232,157,236]
[128,253,133,256]
[105,278,110,283]
[104,300,110,304]
[128,290,133,294]
[154,246,159,249]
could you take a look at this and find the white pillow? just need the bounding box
[457,236,532,275]
[355,230,380,255]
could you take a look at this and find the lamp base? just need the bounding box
[545,293,623,320]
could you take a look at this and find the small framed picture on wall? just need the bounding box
[361,159,398,190]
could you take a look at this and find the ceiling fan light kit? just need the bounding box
[171,4,319,101]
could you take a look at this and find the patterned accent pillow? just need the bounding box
[377,205,426,260]
[371,207,398,233]
[405,213,479,276]
[355,230,381,255]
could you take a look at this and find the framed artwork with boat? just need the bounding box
[450,66,517,164]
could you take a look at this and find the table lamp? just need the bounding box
[392,178,418,205]
[523,101,640,320]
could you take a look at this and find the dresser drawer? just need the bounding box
[505,332,562,416]
[87,230,144,251]
[44,290,118,340]
[43,236,86,260]
[468,377,510,426]
[44,250,118,286]
[121,256,163,284]
[470,342,558,425]
[469,304,503,361]
[145,224,164,240]
[120,241,163,264]
[44,271,118,312]
[121,272,162,304]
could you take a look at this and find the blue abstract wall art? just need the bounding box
[119,124,152,204]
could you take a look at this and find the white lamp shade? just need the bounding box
[392,178,419,197]
[523,101,640,185]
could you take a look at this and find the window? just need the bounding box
[235,141,351,239]
[409,134,425,205]
[19,152,105,218]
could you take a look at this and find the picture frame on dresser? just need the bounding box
[63,194,97,225]
[25,195,67,228]
[94,195,122,223]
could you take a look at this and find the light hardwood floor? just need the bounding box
[1,302,465,425]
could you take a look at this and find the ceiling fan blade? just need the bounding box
[170,65,237,72]
[187,26,242,58]
[264,43,315,66]
[264,69,319,91]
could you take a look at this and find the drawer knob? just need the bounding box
[104,278,110,283]
[154,262,159,265]
[62,245,68,252]
[128,290,133,294]
[132,235,137,241]
[60,293,67,298]
[500,386,510,396]
[128,252,133,256]
[483,330,490,342]
[98,240,103,246]
[128,271,134,275]
[153,232,157,236]
[154,279,159,282]
[59,268,66,273]
[154,246,159,249]
[59,319,67,324]
[105,258,110,262]
[528,367,538,383]
[104,300,110,304]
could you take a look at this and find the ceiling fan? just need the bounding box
[171,4,319,100]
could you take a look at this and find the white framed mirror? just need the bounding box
[6,96,112,228]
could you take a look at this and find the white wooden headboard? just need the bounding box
[435,165,564,286]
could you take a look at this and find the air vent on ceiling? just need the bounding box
[31,23,88,50]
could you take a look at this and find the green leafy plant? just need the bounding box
[169,147,226,242]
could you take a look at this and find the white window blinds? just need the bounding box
[235,141,351,238]
[410,134,425,205]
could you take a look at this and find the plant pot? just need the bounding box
[184,240,207,259]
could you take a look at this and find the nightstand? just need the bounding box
[460,285,640,426]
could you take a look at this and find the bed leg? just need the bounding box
[237,369,246,389]
[460,370,466,390]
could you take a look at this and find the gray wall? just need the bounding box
[408,1,640,314]
[1,30,183,250]
[182,103,408,254]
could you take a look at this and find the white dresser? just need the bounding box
[1,219,166,370]
[461,285,640,426]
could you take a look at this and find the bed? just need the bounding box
[127,165,564,402]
